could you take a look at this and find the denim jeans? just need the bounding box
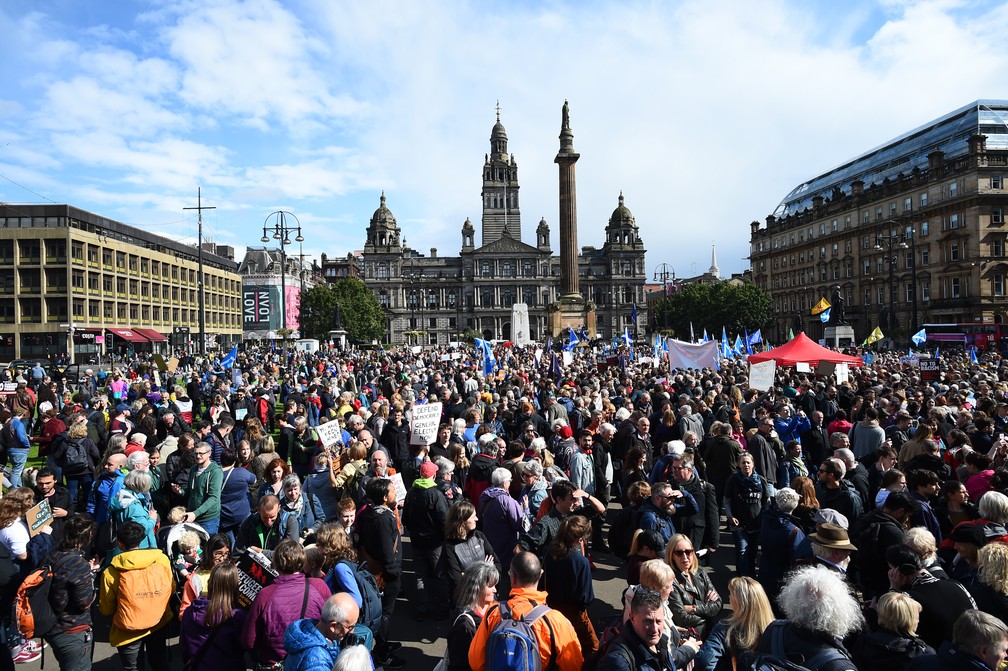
[45,628,92,671]
[7,449,28,488]
[65,475,94,510]
[198,518,220,535]
[732,528,759,578]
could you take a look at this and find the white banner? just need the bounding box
[410,402,443,445]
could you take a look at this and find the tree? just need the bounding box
[661,280,772,339]
[332,278,385,343]
[298,278,385,343]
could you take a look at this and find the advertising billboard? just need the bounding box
[243,285,279,331]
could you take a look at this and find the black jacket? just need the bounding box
[355,503,402,580]
[233,511,298,558]
[46,548,95,634]
[850,508,907,599]
[402,482,449,547]
[853,629,934,671]
[672,474,719,551]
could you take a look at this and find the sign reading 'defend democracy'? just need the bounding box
[410,402,443,445]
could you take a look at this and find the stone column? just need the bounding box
[555,100,581,300]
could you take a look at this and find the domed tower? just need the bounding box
[363,191,401,254]
[537,217,551,252]
[604,191,642,249]
[481,102,522,245]
[461,217,475,252]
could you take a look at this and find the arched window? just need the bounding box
[501,261,513,277]
[427,292,438,309]
[377,263,389,279]
[407,290,418,309]
[523,261,534,277]
[447,291,457,308]
[481,262,492,278]
[481,289,493,306]
[502,288,513,306]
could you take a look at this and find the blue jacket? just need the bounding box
[774,414,811,447]
[281,492,326,538]
[219,466,256,528]
[87,470,126,524]
[638,492,698,546]
[282,618,373,671]
[108,489,156,551]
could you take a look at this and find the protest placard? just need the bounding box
[236,550,278,609]
[410,401,442,445]
[748,360,777,392]
[26,499,53,537]
[315,421,345,449]
[389,473,407,504]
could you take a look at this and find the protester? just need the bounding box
[179,562,248,671]
[443,561,499,671]
[43,514,98,671]
[695,576,774,671]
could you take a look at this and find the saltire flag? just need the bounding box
[578,327,590,342]
[863,327,884,346]
[733,335,745,356]
[474,338,496,376]
[971,346,979,364]
[721,327,733,359]
[702,329,710,344]
[221,344,238,370]
[911,329,927,346]
[623,328,634,360]
[562,329,580,352]
[811,297,831,315]
[819,308,831,324]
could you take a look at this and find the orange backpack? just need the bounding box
[15,566,56,639]
[113,560,172,631]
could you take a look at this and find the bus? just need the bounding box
[921,323,1008,353]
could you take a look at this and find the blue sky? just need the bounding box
[2,0,1008,278]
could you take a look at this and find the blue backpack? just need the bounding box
[486,601,556,671]
[327,560,383,634]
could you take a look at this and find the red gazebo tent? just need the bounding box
[748,332,863,367]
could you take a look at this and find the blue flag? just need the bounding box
[551,351,562,383]
[934,346,940,359]
[819,308,831,324]
[578,327,590,342]
[971,346,979,363]
[744,329,753,356]
[563,329,580,351]
[721,327,733,360]
[702,329,710,344]
[221,344,238,370]
[747,329,762,345]
[911,329,927,346]
[474,338,495,376]
[631,304,638,324]
[733,335,745,356]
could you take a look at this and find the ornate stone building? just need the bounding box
[361,110,647,345]
[750,100,1008,344]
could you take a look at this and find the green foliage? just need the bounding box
[655,281,772,339]
[460,328,482,343]
[299,279,385,342]
[332,278,386,343]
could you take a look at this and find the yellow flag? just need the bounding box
[865,326,884,345]
[811,297,831,315]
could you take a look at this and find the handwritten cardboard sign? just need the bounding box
[315,420,345,449]
[26,499,53,537]
[389,473,407,504]
[748,360,777,392]
[409,402,442,445]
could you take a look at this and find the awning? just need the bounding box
[134,328,167,342]
[106,328,148,343]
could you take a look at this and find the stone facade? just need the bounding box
[361,111,647,345]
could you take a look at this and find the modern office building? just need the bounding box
[750,100,1008,344]
[0,204,242,360]
[361,110,648,345]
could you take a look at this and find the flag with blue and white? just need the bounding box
[971,346,979,364]
[911,329,927,346]
[474,338,496,376]
[721,327,733,359]
[221,344,238,370]
[733,335,745,357]
[563,329,580,352]
[819,308,831,324]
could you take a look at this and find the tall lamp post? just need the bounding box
[653,263,675,332]
[875,231,909,336]
[262,211,303,357]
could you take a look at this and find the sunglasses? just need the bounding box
[672,548,694,557]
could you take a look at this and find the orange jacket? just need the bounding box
[468,586,584,671]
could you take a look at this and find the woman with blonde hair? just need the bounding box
[853,592,933,671]
[666,532,722,637]
[694,576,774,671]
[244,417,274,456]
[971,540,1008,622]
[622,559,701,669]
[331,440,368,502]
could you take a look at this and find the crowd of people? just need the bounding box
[1,338,1008,671]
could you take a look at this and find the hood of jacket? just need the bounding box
[480,486,511,506]
[109,547,166,572]
[110,488,144,512]
[283,618,340,659]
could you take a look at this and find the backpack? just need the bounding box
[15,565,57,639]
[328,559,383,634]
[59,437,90,476]
[113,556,173,631]
[486,600,556,671]
[752,621,849,671]
[580,622,626,671]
